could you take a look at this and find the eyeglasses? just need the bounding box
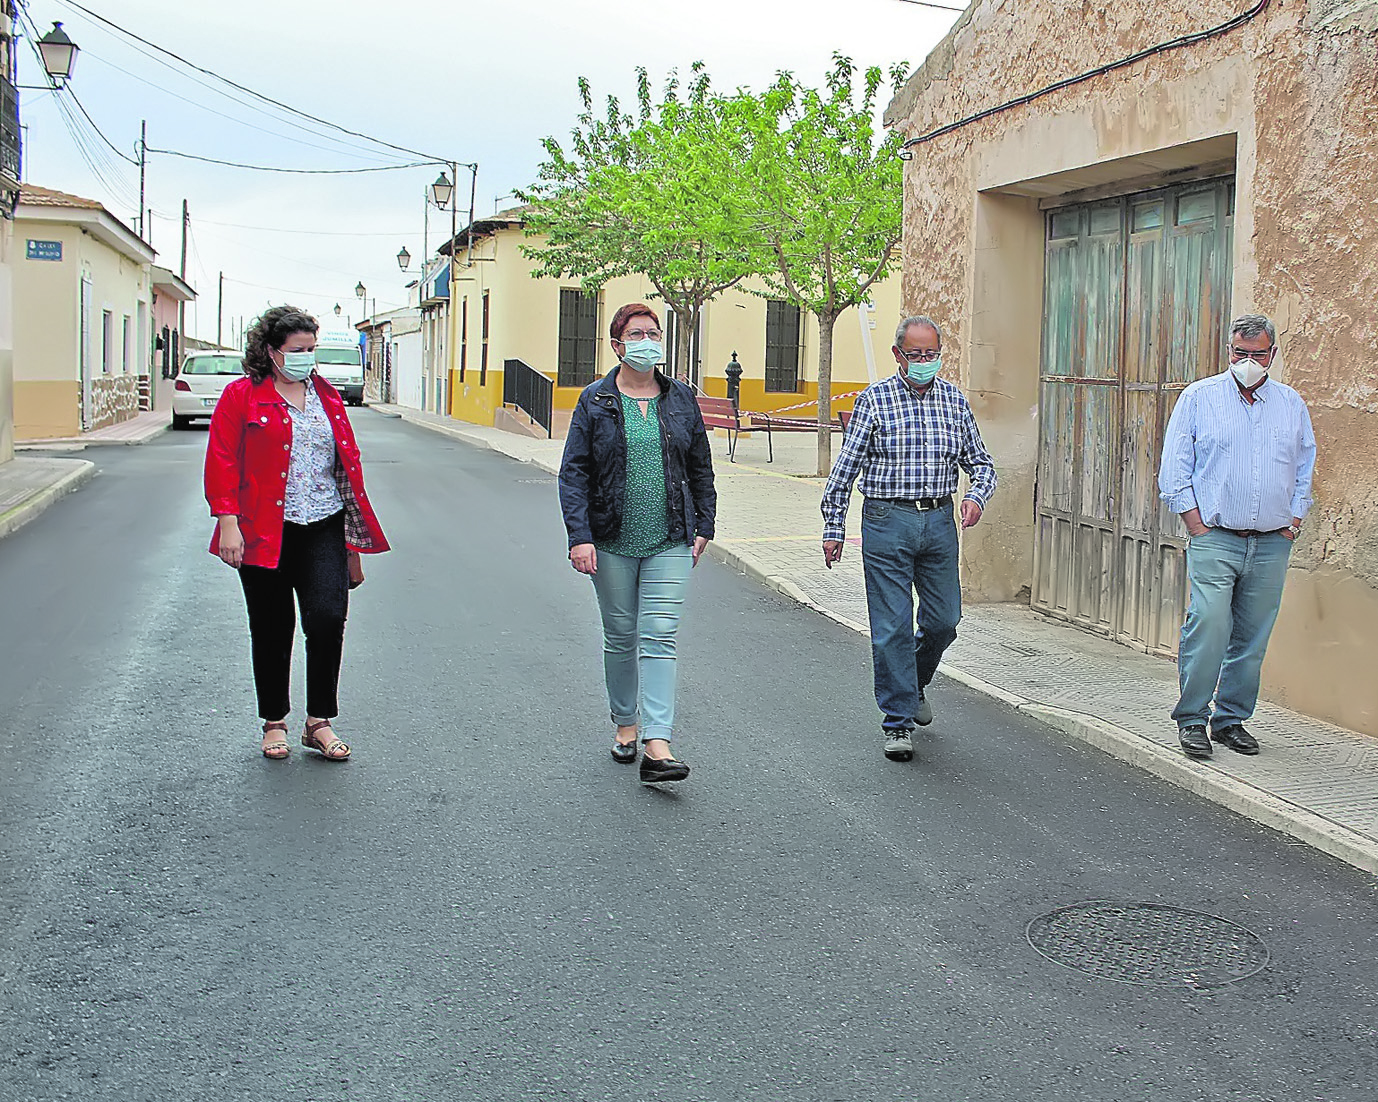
[1229,346,1274,364]
[899,349,940,363]
[620,329,663,342]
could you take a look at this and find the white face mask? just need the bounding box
[1230,356,1269,390]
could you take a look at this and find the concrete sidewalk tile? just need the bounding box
[0,458,97,541]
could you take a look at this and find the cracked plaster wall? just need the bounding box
[887,0,1378,733]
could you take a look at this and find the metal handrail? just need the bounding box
[502,358,554,438]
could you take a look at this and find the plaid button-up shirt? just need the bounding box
[821,373,998,542]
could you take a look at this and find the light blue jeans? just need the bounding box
[1173,529,1293,730]
[590,545,693,742]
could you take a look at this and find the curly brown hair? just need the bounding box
[242,306,319,383]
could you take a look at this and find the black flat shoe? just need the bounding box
[1179,725,1212,758]
[1211,723,1260,755]
[639,755,690,784]
[611,738,638,764]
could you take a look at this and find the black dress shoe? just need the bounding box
[1179,725,1212,758]
[639,755,690,784]
[611,738,638,764]
[1211,723,1260,755]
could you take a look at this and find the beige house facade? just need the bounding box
[885,0,1378,734]
[13,185,154,439]
[438,209,901,431]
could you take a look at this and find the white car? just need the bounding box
[172,351,244,429]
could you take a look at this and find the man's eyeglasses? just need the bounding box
[899,349,940,363]
[621,329,663,342]
[1229,346,1274,364]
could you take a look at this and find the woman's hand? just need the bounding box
[347,549,365,589]
[570,543,598,575]
[692,536,709,568]
[217,516,245,569]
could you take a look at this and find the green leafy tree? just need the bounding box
[732,56,908,474]
[520,65,756,383]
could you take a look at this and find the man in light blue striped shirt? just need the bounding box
[1158,314,1317,759]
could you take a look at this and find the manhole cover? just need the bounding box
[1026,901,1270,987]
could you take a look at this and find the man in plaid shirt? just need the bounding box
[821,316,998,762]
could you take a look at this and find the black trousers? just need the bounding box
[239,511,349,720]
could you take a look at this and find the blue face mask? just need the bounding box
[905,355,941,386]
[278,350,316,382]
[620,339,663,372]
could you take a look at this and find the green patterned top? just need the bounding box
[596,393,677,559]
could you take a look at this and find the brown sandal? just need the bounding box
[303,719,351,761]
[261,720,290,760]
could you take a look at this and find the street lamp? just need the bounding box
[333,303,342,317]
[397,246,411,272]
[431,172,454,210]
[37,22,79,86]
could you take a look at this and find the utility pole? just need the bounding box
[178,200,189,363]
[137,121,147,240]
[217,272,223,348]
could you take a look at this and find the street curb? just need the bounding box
[383,407,561,474]
[711,538,1378,877]
[0,460,96,542]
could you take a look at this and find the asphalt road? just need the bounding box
[1,412,1375,1102]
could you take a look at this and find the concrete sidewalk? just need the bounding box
[374,403,1378,876]
[0,455,95,541]
[16,408,170,450]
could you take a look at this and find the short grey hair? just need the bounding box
[1229,314,1276,347]
[895,315,942,348]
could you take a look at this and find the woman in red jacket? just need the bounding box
[205,306,389,761]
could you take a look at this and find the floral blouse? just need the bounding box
[283,379,344,524]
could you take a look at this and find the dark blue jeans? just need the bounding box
[859,498,961,731]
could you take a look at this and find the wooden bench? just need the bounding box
[744,410,843,463]
[697,395,745,461]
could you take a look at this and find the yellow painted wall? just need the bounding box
[13,215,152,438]
[13,223,79,386]
[15,380,79,439]
[444,225,904,426]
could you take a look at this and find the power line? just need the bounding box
[893,0,966,10]
[195,218,418,238]
[53,0,455,165]
[83,50,413,166]
[143,148,433,174]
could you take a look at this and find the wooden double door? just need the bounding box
[1032,178,1234,655]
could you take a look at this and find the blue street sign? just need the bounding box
[26,239,63,261]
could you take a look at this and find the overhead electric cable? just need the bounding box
[893,0,966,10]
[84,50,415,165]
[143,148,433,174]
[53,0,454,164]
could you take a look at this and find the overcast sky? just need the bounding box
[16,0,958,343]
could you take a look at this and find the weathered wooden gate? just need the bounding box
[1033,179,1234,655]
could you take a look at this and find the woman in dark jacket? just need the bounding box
[559,302,717,784]
[205,306,389,761]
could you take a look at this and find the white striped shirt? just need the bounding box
[1158,371,1316,530]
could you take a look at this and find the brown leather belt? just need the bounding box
[1221,527,1286,538]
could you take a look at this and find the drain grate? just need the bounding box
[1026,901,1270,987]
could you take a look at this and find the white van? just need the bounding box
[314,328,365,405]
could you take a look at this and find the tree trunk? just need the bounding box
[671,304,694,385]
[815,310,838,476]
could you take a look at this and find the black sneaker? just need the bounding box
[640,755,690,784]
[1179,725,1212,758]
[1211,723,1260,755]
